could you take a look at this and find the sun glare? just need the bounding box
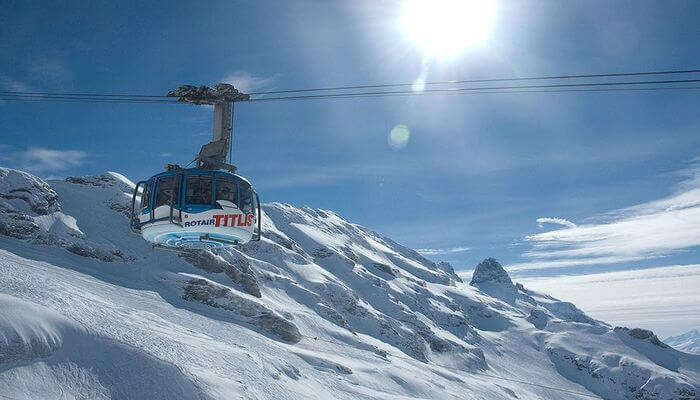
[400,0,497,59]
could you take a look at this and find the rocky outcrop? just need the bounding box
[0,168,60,239]
[65,172,133,191]
[614,327,669,349]
[470,258,517,303]
[437,261,463,283]
[527,309,550,329]
[470,257,513,287]
[180,249,261,298]
[182,277,300,343]
[0,168,60,215]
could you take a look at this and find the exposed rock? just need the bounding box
[527,309,550,329]
[255,312,302,343]
[311,246,355,267]
[0,211,40,239]
[0,167,60,215]
[65,172,134,192]
[260,230,305,255]
[470,258,517,303]
[183,278,301,343]
[64,242,135,263]
[340,246,359,263]
[107,201,132,218]
[470,258,513,287]
[293,352,353,375]
[437,261,463,283]
[372,262,399,277]
[614,326,669,348]
[180,249,262,298]
[312,246,337,259]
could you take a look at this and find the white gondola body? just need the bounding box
[139,202,255,249]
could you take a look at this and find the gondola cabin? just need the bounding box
[131,168,261,249]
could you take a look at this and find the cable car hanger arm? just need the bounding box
[168,83,249,171]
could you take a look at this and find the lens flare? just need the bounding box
[389,125,411,149]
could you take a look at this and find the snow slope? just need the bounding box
[666,329,700,355]
[0,167,698,400]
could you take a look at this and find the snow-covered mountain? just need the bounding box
[666,329,700,355]
[0,167,698,400]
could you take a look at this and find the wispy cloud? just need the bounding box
[29,59,73,86]
[10,147,90,174]
[508,255,650,272]
[221,71,276,93]
[0,76,32,106]
[536,217,576,228]
[416,246,471,255]
[0,76,31,92]
[515,159,700,272]
[517,264,700,338]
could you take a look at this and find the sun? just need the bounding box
[400,0,497,60]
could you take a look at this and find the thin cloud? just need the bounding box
[517,159,700,272]
[536,217,576,228]
[30,62,72,85]
[508,255,650,272]
[416,246,471,255]
[0,76,32,106]
[18,147,89,173]
[0,76,31,92]
[221,71,276,93]
[517,264,700,338]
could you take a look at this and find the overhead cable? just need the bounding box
[2,67,700,100]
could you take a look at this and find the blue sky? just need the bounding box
[1,1,699,334]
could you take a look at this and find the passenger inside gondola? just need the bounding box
[187,175,212,205]
[240,185,253,213]
[216,178,238,207]
[155,176,179,207]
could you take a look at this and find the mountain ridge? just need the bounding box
[0,167,698,400]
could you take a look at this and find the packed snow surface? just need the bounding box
[0,167,698,400]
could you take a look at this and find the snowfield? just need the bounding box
[0,167,698,400]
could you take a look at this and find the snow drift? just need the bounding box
[0,167,698,400]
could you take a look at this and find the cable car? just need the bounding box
[130,166,260,249]
[130,83,260,249]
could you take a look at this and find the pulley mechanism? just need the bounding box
[168,83,250,172]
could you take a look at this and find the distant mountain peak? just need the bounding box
[470,257,513,287]
[664,327,700,354]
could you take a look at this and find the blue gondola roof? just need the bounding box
[146,168,253,187]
